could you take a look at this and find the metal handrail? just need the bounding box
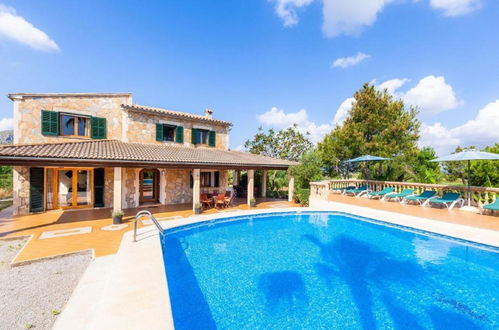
[133,210,165,242]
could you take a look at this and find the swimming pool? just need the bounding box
[161,211,499,329]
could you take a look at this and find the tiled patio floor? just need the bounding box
[327,193,499,231]
[0,199,295,263]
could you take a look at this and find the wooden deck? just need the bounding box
[0,198,295,263]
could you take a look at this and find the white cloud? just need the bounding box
[420,100,499,155]
[333,97,355,126]
[272,0,314,27]
[257,107,333,143]
[322,0,394,37]
[403,75,460,114]
[0,5,59,52]
[332,52,371,69]
[377,75,460,115]
[258,107,308,127]
[377,78,409,95]
[429,0,481,16]
[0,117,13,131]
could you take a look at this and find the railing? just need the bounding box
[310,179,499,207]
[133,210,165,242]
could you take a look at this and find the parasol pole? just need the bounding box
[467,159,471,207]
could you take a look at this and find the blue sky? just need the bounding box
[0,0,498,155]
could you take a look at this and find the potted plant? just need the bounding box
[249,198,256,207]
[112,210,124,224]
[194,203,202,215]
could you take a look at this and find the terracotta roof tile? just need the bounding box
[122,104,232,126]
[0,140,295,169]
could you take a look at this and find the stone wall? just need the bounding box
[122,168,139,209]
[12,166,30,215]
[126,111,230,150]
[103,168,114,208]
[164,169,192,204]
[13,94,132,144]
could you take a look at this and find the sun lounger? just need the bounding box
[344,185,369,197]
[333,185,356,193]
[383,189,415,202]
[482,199,499,213]
[367,187,394,199]
[427,192,464,210]
[403,190,437,206]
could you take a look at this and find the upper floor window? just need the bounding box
[192,128,216,147]
[156,124,183,143]
[60,114,90,137]
[41,110,106,139]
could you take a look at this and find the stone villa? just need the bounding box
[0,93,294,215]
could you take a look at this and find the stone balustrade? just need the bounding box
[310,179,499,208]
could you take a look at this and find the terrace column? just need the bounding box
[159,169,166,204]
[247,169,255,205]
[261,170,267,198]
[288,175,295,203]
[113,167,122,212]
[192,169,201,211]
[233,170,240,186]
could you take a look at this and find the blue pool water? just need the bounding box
[161,211,499,329]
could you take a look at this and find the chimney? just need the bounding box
[204,108,213,119]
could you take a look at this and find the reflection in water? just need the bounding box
[307,213,330,228]
[258,271,308,315]
[412,237,452,267]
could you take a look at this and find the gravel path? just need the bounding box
[0,237,92,329]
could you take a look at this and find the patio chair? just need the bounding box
[482,199,499,214]
[200,194,213,209]
[367,187,395,199]
[215,193,226,209]
[344,185,369,197]
[383,189,415,202]
[427,192,464,210]
[224,191,235,207]
[403,190,437,206]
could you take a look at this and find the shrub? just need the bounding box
[295,188,310,206]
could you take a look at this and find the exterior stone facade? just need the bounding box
[126,110,229,150]
[123,168,139,209]
[7,93,237,215]
[12,166,30,216]
[104,168,114,208]
[164,169,192,204]
[12,94,132,144]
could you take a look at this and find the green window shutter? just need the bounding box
[175,126,184,143]
[214,171,220,187]
[208,131,216,147]
[29,167,44,212]
[94,168,105,207]
[41,110,59,136]
[191,128,198,145]
[156,123,164,141]
[91,117,107,139]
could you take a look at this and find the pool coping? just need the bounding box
[63,204,499,329]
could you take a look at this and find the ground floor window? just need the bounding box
[200,172,211,187]
[45,168,94,209]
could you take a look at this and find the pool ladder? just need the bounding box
[133,210,165,242]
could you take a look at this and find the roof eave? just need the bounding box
[0,156,291,170]
[122,104,233,127]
